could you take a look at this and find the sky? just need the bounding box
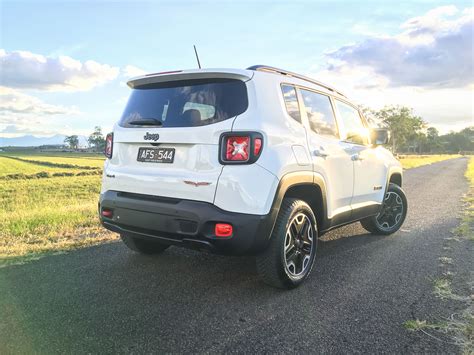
[0,0,473,138]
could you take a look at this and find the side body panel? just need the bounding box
[214,72,312,215]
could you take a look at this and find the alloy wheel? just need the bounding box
[284,213,314,277]
[375,191,404,231]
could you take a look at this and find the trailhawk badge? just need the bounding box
[144,132,160,141]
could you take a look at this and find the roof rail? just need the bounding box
[246,65,346,98]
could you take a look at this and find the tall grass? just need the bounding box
[0,156,89,176]
[8,154,105,168]
[0,173,116,266]
[398,154,461,169]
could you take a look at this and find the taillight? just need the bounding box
[225,136,250,161]
[105,133,113,159]
[220,132,263,164]
[254,138,262,156]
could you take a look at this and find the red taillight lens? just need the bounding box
[225,136,250,161]
[254,138,262,156]
[215,223,233,237]
[105,133,113,159]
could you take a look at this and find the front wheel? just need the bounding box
[360,183,408,235]
[256,198,318,289]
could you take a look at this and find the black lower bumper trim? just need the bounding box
[99,191,274,255]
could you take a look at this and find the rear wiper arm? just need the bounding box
[128,118,163,126]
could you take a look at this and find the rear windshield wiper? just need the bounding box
[128,118,163,126]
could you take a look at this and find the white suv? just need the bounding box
[99,65,407,289]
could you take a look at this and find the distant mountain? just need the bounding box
[0,135,88,147]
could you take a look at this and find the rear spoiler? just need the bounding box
[127,69,254,88]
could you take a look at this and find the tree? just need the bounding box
[88,126,105,152]
[440,127,474,153]
[64,135,79,150]
[427,127,439,140]
[426,127,442,153]
[371,106,425,153]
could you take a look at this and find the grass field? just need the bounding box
[398,154,461,169]
[0,156,95,177]
[7,154,105,168]
[0,151,115,267]
[0,151,464,267]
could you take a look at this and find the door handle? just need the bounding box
[313,149,329,158]
[351,154,364,161]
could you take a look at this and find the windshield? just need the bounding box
[119,78,248,128]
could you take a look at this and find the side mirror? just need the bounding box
[370,128,390,146]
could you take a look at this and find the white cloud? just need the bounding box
[0,124,58,136]
[0,49,119,91]
[0,86,81,137]
[325,6,473,88]
[314,6,473,133]
[0,86,80,116]
[122,65,147,78]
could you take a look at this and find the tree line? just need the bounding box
[363,106,472,154]
[64,108,473,154]
[64,126,105,152]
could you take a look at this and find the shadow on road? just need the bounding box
[0,226,391,353]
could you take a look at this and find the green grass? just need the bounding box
[0,149,103,159]
[458,156,474,242]
[0,156,89,176]
[398,154,462,169]
[0,153,115,267]
[8,154,105,168]
[404,319,448,331]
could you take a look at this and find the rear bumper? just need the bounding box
[99,191,274,255]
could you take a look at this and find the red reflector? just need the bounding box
[254,138,262,156]
[225,136,250,161]
[215,223,233,237]
[101,209,113,218]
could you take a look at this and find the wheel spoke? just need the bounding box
[286,248,297,264]
[301,241,312,255]
[299,221,309,241]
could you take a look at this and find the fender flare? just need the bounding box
[386,166,403,194]
[256,171,328,250]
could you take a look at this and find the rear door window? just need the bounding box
[300,89,338,138]
[119,78,248,128]
[281,84,301,122]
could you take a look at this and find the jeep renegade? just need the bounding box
[99,65,407,289]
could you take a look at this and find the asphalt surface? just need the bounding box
[1,157,472,354]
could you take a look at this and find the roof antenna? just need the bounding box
[193,45,202,69]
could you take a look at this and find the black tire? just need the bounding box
[360,183,408,235]
[120,234,170,254]
[256,198,318,289]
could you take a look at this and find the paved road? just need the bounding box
[1,158,472,353]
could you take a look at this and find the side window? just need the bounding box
[335,100,369,145]
[300,89,338,138]
[281,85,301,122]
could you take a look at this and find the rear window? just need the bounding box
[119,78,248,128]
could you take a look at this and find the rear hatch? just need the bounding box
[104,71,251,203]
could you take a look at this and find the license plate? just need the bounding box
[137,147,175,163]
